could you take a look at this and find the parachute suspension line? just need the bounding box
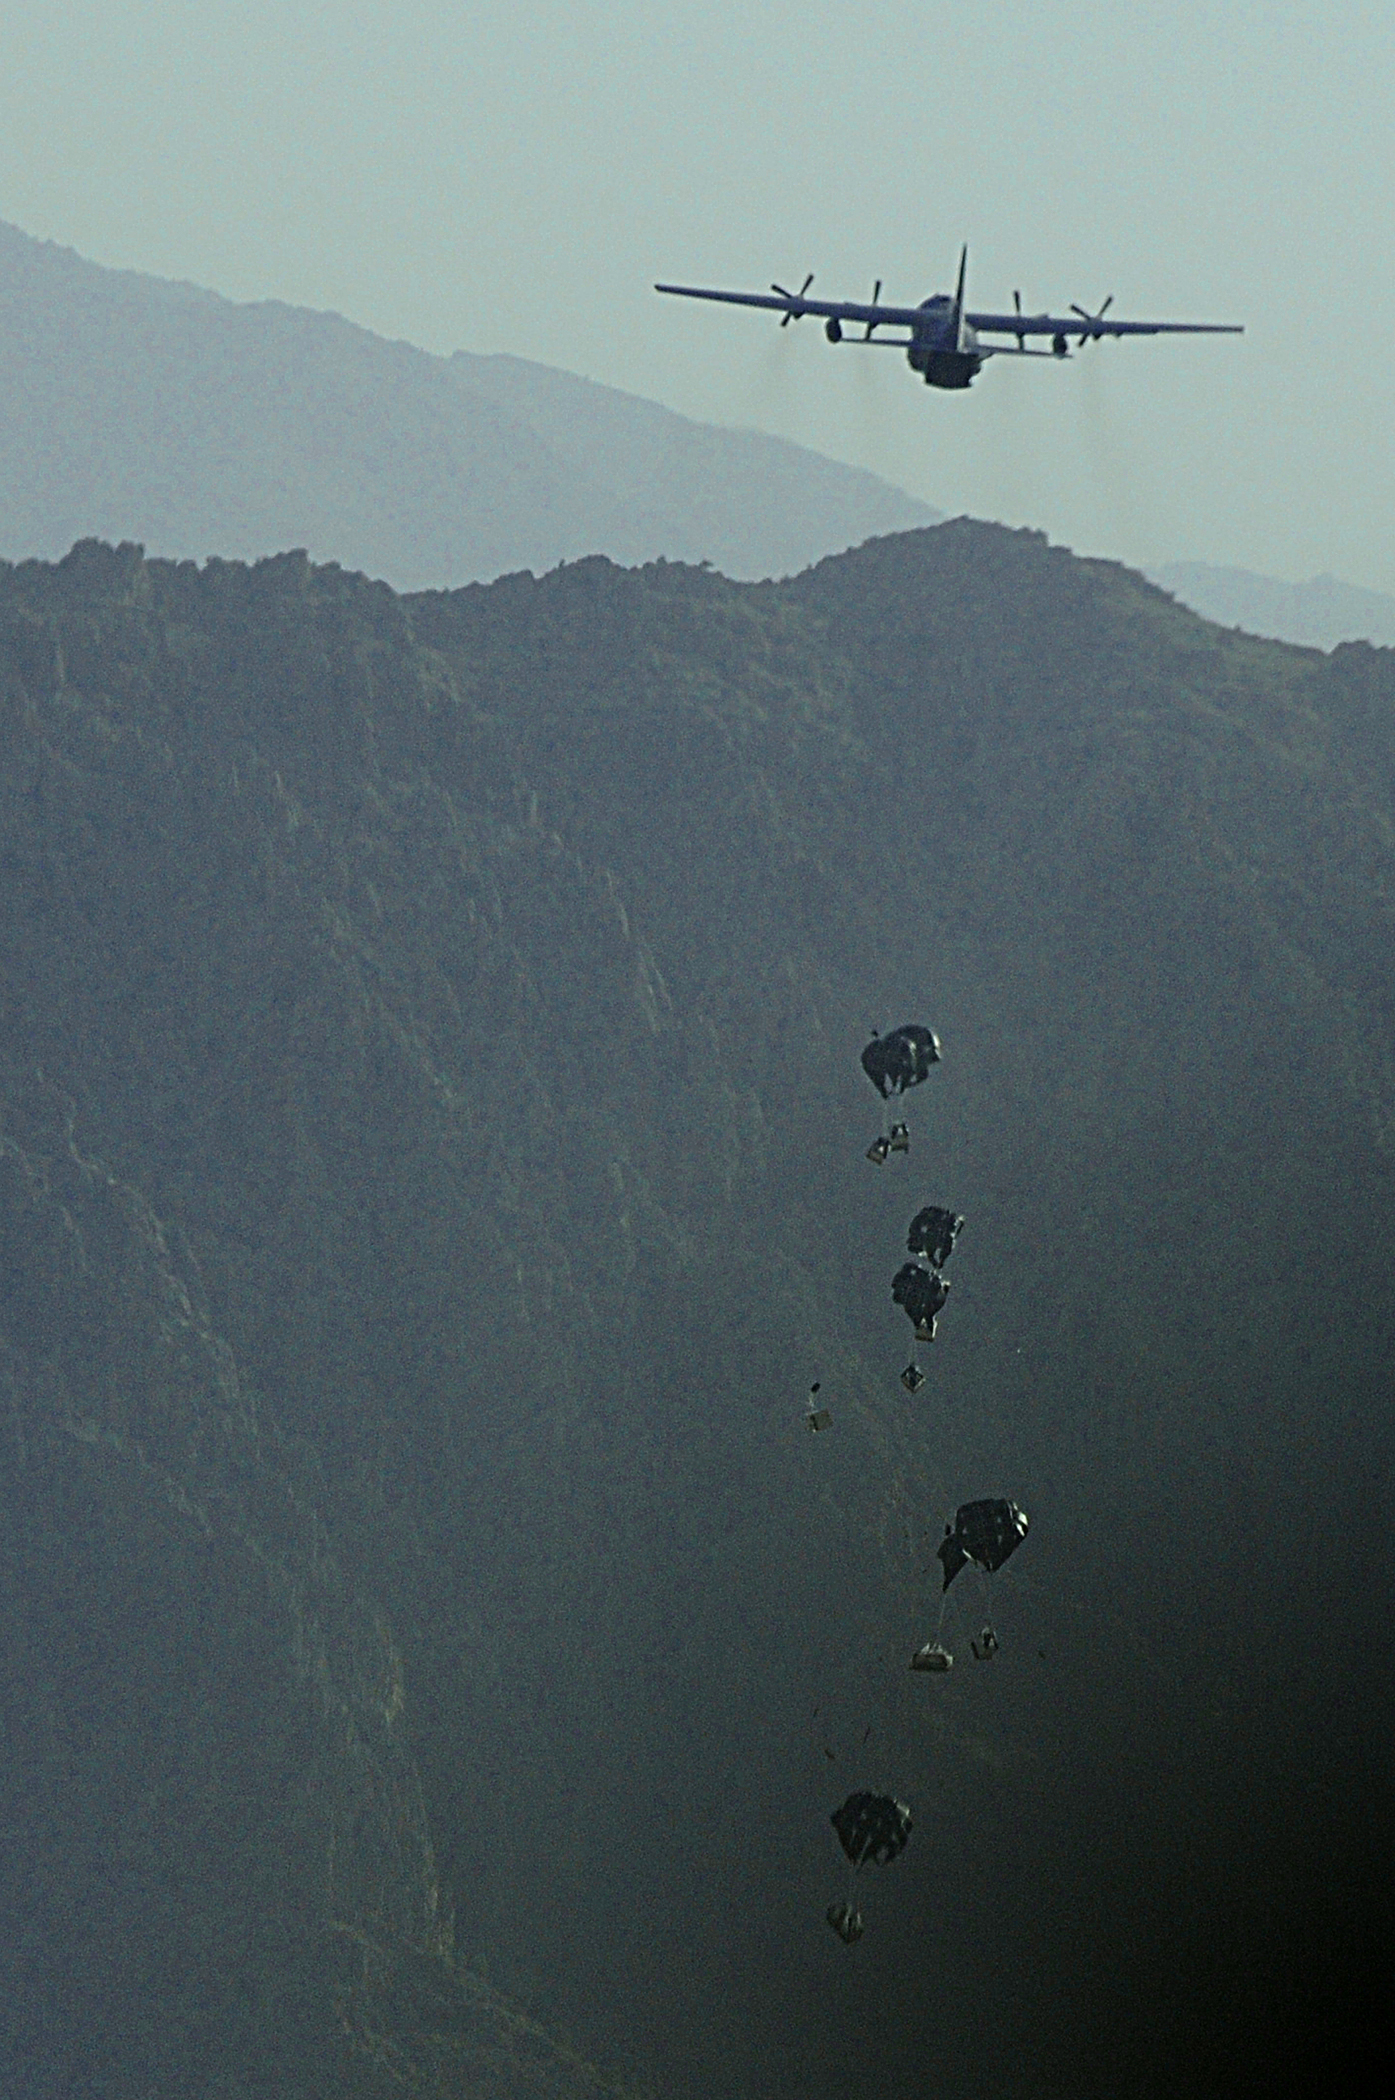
[974,1564,993,1647]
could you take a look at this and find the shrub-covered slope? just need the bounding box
[2,524,1392,2099]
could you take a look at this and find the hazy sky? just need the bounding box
[2,2,1390,589]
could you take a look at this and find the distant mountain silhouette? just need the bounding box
[0,219,938,586]
[1149,558,1395,649]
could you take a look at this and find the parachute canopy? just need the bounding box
[906,1205,964,1268]
[831,1791,913,1868]
[937,1499,1030,1591]
[892,1261,951,1339]
[861,1025,941,1100]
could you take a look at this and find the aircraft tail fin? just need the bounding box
[951,245,968,349]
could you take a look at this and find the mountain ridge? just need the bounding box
[1148,557,1395,649]
[0,218,939,587]
[13,218,1395,648]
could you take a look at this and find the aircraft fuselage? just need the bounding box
[907,295,983,388]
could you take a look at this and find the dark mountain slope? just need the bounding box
[0,220,938,585]
[2,527,1392,2099]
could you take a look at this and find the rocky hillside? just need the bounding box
[0,220,938,587]
[2,526,1392,2099]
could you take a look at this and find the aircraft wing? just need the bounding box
[655,283,925,330]
[655,282,1243,343]
[967,310,1243,340]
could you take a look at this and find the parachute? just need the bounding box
[805,1382,831,1432]
[860,1026,941,1100]
[826,1792,912,1943]
[891,1261,951,1342]
[862,1026,942,1161]
[936,1499,1030,1591]
[830,1790,913,1868]
[906,1205,963,1269]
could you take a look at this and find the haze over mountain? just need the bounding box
[3,523,1392,2099]
[14,216,1395,654]
[1148,560,1395,650]
[0,218,938,588]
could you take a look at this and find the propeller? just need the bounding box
[863,279,882,340]
[1069,296,1114,342]
[1013,289,1025,353]
[771,272,814,324]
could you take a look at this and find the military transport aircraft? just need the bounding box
[655,247,1241,390]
